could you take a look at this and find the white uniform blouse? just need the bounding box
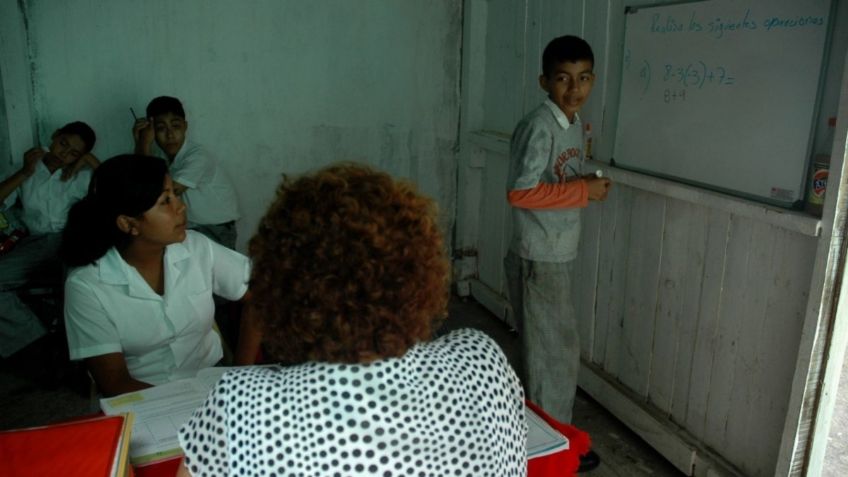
[64,231,250,385]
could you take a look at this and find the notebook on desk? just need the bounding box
[0,413,133,477]
[100,366,233,465]
[526,404,570,459]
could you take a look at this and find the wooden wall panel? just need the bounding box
[480,0,528,134]
[723,222,778,475]
[475,149,511,297]
[596,186,634,377]
[684,208,731,438]
[571,182,817,475]
[575,201,603,361]
[650,201,709,417]
[701,217,752,454]
[745,229,817,475]
[618,191,666,396]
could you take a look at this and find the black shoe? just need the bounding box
[578,450,601,473]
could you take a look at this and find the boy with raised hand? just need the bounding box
[132,96,240,249]
[504,35,610,471]
[0,121,97,357]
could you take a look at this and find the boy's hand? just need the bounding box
[60,152,95,181]
[132,118,154,153]
[22,147,45,177]
[585,176,611,201]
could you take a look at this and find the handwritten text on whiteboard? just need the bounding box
[647,8,825,39]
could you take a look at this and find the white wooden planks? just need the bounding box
[475,148,511,297]
[575,201,602,362]
[579,184,818,476]
[618,191,666,396]
[596,185,634,378]
[651,200,709,420]
[685,208,732,438]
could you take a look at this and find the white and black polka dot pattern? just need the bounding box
[179,328,527,476]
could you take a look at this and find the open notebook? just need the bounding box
[100,366,233,465]
[526,404,570,459]
[101,366,570,465]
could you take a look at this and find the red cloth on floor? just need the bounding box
[526,400,592,477]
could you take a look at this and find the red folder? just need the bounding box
[0,414,132,477]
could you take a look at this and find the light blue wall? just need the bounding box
[8,0,462,250]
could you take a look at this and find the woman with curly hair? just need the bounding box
[178,163,527,476]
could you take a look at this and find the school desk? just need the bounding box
[131,400,591,477]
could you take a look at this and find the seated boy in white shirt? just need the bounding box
[132,96,240,249]
[0,121,98,357]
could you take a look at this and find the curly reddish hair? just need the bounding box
[248,163,450,364]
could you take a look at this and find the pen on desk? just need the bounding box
[130,107,138,120]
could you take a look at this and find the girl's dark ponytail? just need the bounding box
[61,195,118,267]
[60,154,168,267]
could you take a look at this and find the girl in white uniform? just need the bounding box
[61,155,252,396]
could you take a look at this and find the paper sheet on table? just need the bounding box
[526,404,570,459]
[100,367,233,465]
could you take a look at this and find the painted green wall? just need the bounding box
[12,0,462,250]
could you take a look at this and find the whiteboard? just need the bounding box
[613,0,832,206]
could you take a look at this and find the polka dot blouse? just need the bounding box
[178,328,527,476]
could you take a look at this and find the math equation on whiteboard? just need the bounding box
[628,53,736,96]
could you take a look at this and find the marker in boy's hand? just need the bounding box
[132,117,155,155]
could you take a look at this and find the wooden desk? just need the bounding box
[118,401,588,477]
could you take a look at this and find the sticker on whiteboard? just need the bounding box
[770,187,795,201]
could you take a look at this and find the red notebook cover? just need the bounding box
[0,414,130,477]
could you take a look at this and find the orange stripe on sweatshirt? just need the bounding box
[508,180,588,209]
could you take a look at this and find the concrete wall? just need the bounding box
[2,0,462,251]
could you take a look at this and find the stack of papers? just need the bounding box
[100,367,231,464]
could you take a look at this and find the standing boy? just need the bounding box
[504,35,610,468]
[132,96,240,249]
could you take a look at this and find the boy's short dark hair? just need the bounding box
[542,35,594,77]
[146,96,186,119]
[56,121,96,153]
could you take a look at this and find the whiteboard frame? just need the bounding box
[609,0,834,209]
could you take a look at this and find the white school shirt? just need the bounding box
[165,139,240,227]
[1,157,92,235]
[506,99,584,262]
[64,231,250,385]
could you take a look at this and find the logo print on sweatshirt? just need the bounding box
[554,148,580,183]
